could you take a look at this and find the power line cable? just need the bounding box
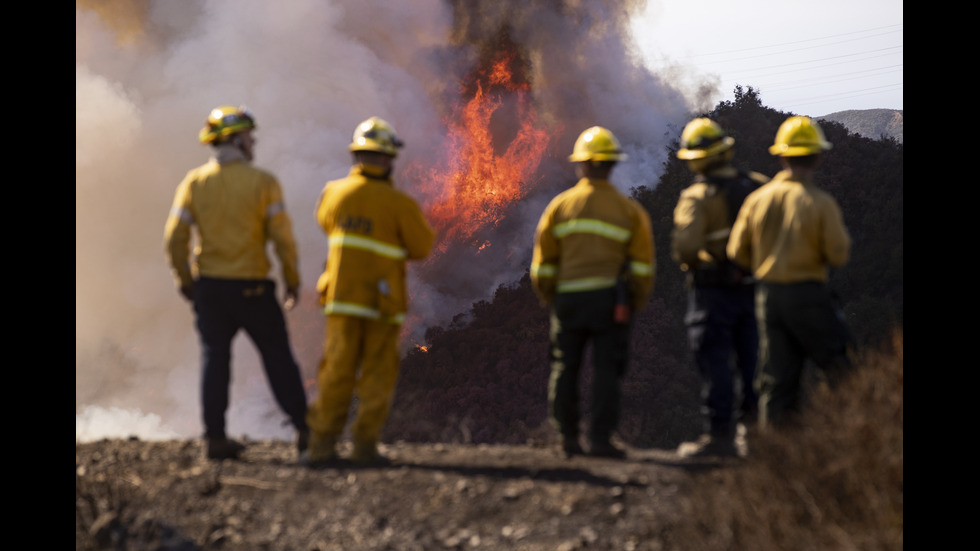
[720,53,902,84]
[687,24,903,60]
[705,45,902,73]
[780,85,903,110]
[761,67,903,93]
[638,22,904,112]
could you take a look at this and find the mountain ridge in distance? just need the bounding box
[817,108,903,143]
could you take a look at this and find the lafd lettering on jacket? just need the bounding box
[315,166,434,323]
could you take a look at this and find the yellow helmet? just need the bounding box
[199,105,256,144]
[769,116,832,157]
[568,126,627,162]
[349,116,404,156]
[676,118,734,160]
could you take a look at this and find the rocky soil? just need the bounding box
[76,437,732,551]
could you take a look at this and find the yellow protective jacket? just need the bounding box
[727,168,850,283]
[530,177,655,312]
[672,167,769,272]
[164,158,300,290]
[315,165,434,324]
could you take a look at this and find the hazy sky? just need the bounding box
[631,0,903,116]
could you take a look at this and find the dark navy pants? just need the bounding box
[548,287,630,447]
[193,277,308,439]
[685,284,758,435]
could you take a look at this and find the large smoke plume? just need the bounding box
[76,0,703,442]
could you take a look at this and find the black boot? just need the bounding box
[206,437,246,460]
[559,434,584,458]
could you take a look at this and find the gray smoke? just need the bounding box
[76,0,703,442]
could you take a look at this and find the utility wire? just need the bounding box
[780,85,904,110]
[722,52,902,80]
[685,24,903,61]
[760,67,903,93]
[638,22,903,112]
[702,25,903,111]
[711,46,903,75]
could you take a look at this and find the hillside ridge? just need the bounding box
[817,108,903,143]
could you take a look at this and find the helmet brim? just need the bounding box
[349,145,398,156]
[769,142,832,157]
[676,136,734,160]
[568,152,627,162]
[199,123,255,145]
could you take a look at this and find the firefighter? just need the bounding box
[305,116,434,466]
[671,118,770,458]
[728,116,853,430]
[531,126,655,459]
[164,105,310,461]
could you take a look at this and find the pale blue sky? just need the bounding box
[630,1,903,116]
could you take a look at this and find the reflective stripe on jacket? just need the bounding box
[530,178,655,312]
[315,165,434,324]
[163,158,300,290]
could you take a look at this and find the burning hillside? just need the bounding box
[76,0,697,441]
[414,45,549,250]
[400,1,697,341]
[403,31,560,336]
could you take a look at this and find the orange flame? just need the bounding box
[411,50,549,252]
[401,48,553,347]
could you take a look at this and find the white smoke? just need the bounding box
[76,0,707,442]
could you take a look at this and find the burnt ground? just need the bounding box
[76,437,733,551]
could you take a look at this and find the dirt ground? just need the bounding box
[76,437,732,551]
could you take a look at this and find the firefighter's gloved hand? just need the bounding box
[284,286,299,311]
[179,284,194,302]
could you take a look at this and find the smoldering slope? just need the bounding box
[76,0,707,443]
